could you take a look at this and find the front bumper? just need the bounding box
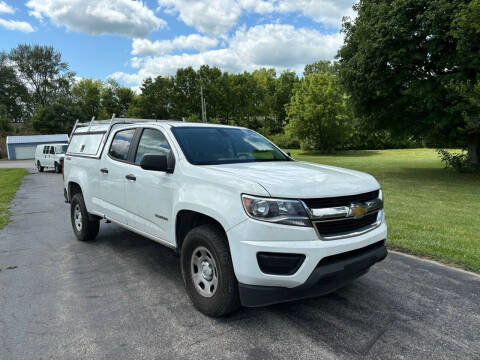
[226,217,388,306]
[238,239,387,307]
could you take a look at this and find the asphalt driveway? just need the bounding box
[0,171,479,359]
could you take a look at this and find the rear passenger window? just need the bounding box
[109,129,136,161]
[43,146,48,154]
[135,129,172,164]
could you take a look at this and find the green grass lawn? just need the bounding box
[0,169,28,230]
[290,148,480,273]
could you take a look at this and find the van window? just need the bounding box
[109,129,136,161]
[134,129,172,164]
[50,147,55,154]
[43,146,49,154]
[68,133,105,156]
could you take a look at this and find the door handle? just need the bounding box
[100,168,109,174]
[125,174,136,181]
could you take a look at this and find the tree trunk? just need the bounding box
[468,133,480,166]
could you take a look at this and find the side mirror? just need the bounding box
[140,154,174,173]
[286,152,291,157]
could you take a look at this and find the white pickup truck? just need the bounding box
[64,119,387,317]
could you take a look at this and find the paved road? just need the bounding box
[0,172,479,359]
[0,159,36,169]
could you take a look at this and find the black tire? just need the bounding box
[70,193,100,242]
[37,161,44,172]
[55,162,62,173]
[181,224,240,317]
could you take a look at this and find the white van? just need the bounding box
[35,143,68,173]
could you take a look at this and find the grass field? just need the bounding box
[0,169,28,230]
[290,148,480,273]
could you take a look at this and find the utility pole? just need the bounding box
[199,75,207,123]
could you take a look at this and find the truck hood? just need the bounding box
[204,161,380,198]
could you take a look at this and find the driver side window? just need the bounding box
[135,128,172,164]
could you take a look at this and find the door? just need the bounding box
[96,128,136,224]
[41,146,49,166]
[14,145,36,159]
[125,128,175,243]
[48,146,55,167]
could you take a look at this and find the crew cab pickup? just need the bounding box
[64,118,387,317]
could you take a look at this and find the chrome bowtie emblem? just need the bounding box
[348,203,368,218]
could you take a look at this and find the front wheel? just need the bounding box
[181,224,240,317]
[70,193,100,241]
[37,161,44,172]
[55,162,62,173]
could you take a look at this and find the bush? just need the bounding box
[437,149,475,173]
[268,132,300,149]
[0,118,12,132]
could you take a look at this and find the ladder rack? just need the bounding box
[69,115,183,141]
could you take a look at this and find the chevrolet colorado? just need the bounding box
[64,118,387,317]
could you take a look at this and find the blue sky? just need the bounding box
[0,0,355,88]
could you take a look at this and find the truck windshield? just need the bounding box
[55,145,68,154]
[171,127,290,165]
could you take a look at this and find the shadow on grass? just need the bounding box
[294,150,381,157]
[377,167,480,185]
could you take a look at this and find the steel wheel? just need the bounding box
[74,204,83,231]
[190,246,218,298]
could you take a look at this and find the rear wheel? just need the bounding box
[37,161,44,172]
[70,193,99,241]
[181,224,240,317]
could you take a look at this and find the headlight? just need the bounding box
[241,195,311,227]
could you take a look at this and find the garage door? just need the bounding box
[14,145,36,159]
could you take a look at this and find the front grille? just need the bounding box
[302,190,379,209]
[315,211,378,236]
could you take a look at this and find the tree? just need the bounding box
[253,68,277,131]
[0,53,28,122]
[304,61,337,76]
[8,44,74,110]
[171,67,200,119]
[129,76,172,119]
[338,0,480,166]
[72,79,103,120]
[32,102,83,134]
[101,79,135,118]
[198,65,223,122]
[285,73,351,152]
[273,70,299,130]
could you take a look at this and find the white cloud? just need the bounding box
[157,0,355,36]
[0,18,34,32]
[132,34,218,56]
[26,0,166,38]
[158,0,242,36]
[275,0,356,27]
[0,1,14,14]
[111,24,343,85]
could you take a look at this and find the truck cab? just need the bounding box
[64,118,387,317]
